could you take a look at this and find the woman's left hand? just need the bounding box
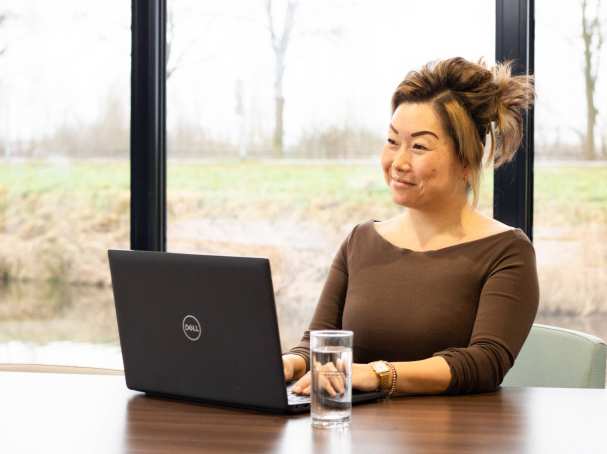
[352,363,380,392]
[292,363,380,395]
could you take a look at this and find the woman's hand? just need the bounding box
[282,356,295,382]
[291,360,345,397]
[291,362,380,396]
[291,371,312,395]
[282,354,306,382]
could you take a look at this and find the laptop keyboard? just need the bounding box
[286,386,310,405]
[287,390,310,404]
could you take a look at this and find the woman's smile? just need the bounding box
[390,178,416,189]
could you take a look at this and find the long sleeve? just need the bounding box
[432,234,540,394]
[285,227,354,371]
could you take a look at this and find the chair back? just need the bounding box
[502,323,607,388]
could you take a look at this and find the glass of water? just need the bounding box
[310,330,353,428]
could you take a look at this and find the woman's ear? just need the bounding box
[461,165,469,183]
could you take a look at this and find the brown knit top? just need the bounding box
[286,219,540,395]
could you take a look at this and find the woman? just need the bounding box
[282,57,539,397]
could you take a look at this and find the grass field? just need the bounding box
[0,158,606,347]
[1,159,605,217]
[1,158,605,281]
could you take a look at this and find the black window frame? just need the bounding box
[131,0,166,251]
[495,0,535,240]
[130,0,535,250]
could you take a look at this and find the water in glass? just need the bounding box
[311,345,352,428]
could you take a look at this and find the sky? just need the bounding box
[0,0,605,148]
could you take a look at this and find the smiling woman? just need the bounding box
[284,57,539,397]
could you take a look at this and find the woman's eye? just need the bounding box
[387,138,398,146]
[412,144,427,150]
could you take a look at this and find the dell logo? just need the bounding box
[182,315,202,341]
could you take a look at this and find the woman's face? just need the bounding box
[380,102,468,210]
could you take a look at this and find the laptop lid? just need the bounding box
[108,249,290,412]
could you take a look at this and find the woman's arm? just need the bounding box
[294,357,452,395]
[392,357,452,395]
[430,235,540,394]
[352,357,452,395]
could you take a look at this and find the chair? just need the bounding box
[502,323,607,389]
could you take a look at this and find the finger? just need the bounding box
[314,361,337,396]
[325,362,345,394]
[319,373,337,397]
[318,363,341,395]
[283,362,291,380]
[293,372,310,393]
[302,385,311,395]
[336,358,344,373]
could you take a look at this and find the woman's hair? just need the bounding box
[391,57,536,207]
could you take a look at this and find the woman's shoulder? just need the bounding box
[473,214,532,245]
[470,215,536,268]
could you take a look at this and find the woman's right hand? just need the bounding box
[282,354,306,383]
[282,355,296,382]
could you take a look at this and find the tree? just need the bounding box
[0,12,9,158]
[166,8,185,81]
[165,6,217,82]
[265,0,298,158]
[581,0,603,160]
[0,13,7,57]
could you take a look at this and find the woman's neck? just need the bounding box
[401,199,475,246]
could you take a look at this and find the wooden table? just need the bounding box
[4,371,606,453]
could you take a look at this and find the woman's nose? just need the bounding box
[391,147,411,172]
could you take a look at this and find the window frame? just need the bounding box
[131,0,167,251]
[494,0,535,240]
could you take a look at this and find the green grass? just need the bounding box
[0,160,129,194]
[0,159,605,224]
[534,166,607,207]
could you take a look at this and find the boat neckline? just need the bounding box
[369,219,519,254]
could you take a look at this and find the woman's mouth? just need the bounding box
[391,178,415,189]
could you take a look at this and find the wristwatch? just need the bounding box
[369,360,392,391]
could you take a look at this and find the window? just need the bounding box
[0,1,129,368]
[166,0,496,351]
[533,0,607,339]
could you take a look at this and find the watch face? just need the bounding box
[374,362,390,374]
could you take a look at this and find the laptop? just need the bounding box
[108,249,387,414]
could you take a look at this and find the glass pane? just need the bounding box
[0,1,130,368]
[167,0,495,351]
[534,0,607,340]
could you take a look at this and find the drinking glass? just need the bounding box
[310,330,353,428]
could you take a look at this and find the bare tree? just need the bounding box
[0,12,8,158]
[166,9,182,81]
[0,13,7,57]
[265,0,298,158]
[166,7,217,82]
[581,0,603,160]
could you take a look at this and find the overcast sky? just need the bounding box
[0,0,604,147]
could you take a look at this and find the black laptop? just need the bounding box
[107,249,386,414]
